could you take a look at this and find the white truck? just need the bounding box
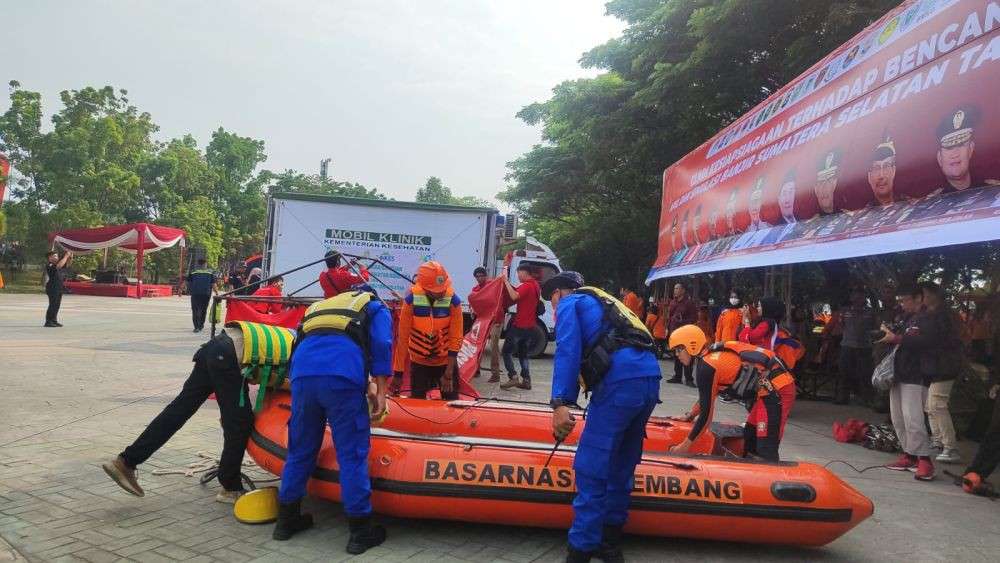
[262,193,560,355]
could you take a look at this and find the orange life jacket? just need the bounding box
[705,341,796,394]
[392,284,464,370]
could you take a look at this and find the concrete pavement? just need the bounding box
[0,293,997,562]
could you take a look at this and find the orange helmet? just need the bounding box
[668,324,707,356]
[416,261,451,294]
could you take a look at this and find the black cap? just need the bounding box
[541,271,584,301]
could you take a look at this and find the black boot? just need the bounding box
[566,546,594,562]
[272,500,314,541]
[595,525,624,563]
[346,515,386,555]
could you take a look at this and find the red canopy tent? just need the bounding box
[48,223,186,299]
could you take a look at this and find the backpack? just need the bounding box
[574,287,656,394]
[708,341,790,408]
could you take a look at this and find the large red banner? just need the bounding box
[650,0,1000,280]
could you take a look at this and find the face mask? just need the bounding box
[730,298,740,305]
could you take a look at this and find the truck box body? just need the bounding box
[264,193,498,303]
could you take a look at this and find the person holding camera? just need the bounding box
[44,250,72,327]
[877,284,951,480]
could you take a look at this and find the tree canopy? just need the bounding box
[0,81,386,271]
[502,0,900,291]
[416,176,493,208]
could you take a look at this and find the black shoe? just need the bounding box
[684,380,696,388]
[666,377,683,384]
[566,546,595,562]
[54,322,63,327]
[346,515,386,555]
[595,525,624,563]
[44,322,58,327]
[272,500,314,541]
[193,328,200,333]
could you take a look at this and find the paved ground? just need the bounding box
[1,293,997,562]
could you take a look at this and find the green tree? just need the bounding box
[266,170,387,200]
[416,176,492,207]
[415,176,453,204]
[502,0,898,290]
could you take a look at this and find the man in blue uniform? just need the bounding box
[272,285,393,555]
[543,272,662,563]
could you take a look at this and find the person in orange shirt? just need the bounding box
[392,262,464,400]
[715,290,745,343]
[621,288,645,319]
[251,277,284,314]
[667,325,796,461]
[644,304,668,357]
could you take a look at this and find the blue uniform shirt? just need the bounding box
[551,293,661,404]
[289,299,394,389]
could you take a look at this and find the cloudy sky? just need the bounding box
[5,0,624,203]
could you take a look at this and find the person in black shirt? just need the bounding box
[44,250,72,327]
[185,259,218,333]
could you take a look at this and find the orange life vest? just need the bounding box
[704,341,796,394]
[393,284,464,370]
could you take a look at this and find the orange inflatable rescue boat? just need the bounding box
[248,392,873,546]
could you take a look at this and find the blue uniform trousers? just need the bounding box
[569,377,659,551]
[278,377,372,517]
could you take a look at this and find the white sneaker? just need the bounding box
[215,490,244,504]
[935,449,962,464]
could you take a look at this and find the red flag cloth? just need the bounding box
[455,278,507,398]
[223,298,307,329]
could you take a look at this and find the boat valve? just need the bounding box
[379,455,392,466]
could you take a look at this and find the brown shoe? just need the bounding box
[516,380,532,390]
[487,373,500,383]
[500,376,520,390]
[102,456,144,497]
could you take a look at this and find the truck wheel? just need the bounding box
[528,322,548,358]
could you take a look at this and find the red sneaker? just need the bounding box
[914,458,935,481]
[885,454,917,471]
[962,472,982,494]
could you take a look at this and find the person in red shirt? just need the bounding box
[739,296,784,349]
[500,264,541,391]
[319,251,370,298]
[252,277,285,314]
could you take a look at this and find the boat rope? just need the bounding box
[822,460,896,473]
[150,451,280,490]
[387,396,492,425]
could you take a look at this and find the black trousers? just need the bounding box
[190,294,211,330]
[671,358,693,383]
[837,346,874,401]
[121,334,252,491]
[410,362,459,400]
[743,393,783,461]
[45,290,62,324]
[967,395,1000,478]
[501,326,533,381]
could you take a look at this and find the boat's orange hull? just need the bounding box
[248,392,873,546]
[379,396,731,454]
